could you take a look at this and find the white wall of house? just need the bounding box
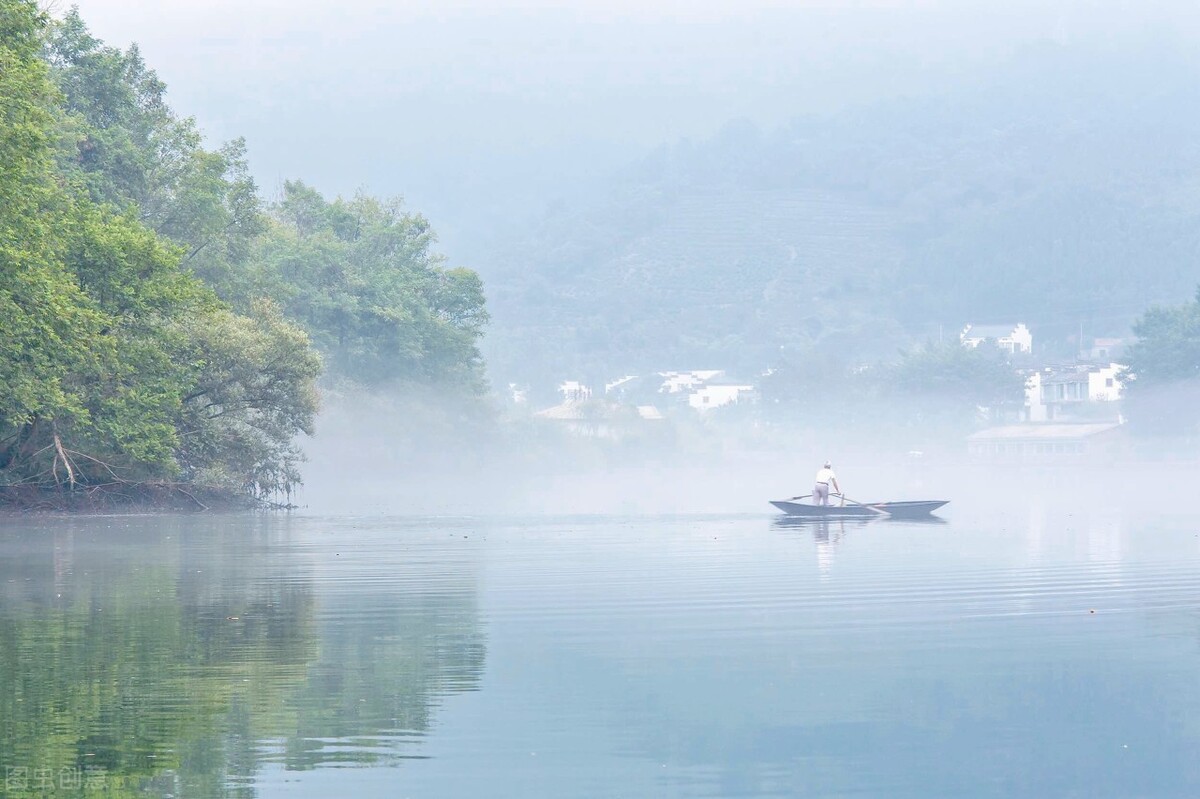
[1025,363,1125,421]
[558,381,591,401]
[688,385,754,411]
[1008,323,1033,353]
[1024,373,1047,422]
[1088,364,1124,402]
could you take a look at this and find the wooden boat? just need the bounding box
[866,500,949,518]
[770,498,948,518]
[769,500,882,518]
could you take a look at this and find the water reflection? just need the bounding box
[771,517,862,579]
[772,515,948,578]
[0,516,485,798]
[7,511,1200,798]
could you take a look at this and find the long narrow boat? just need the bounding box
[867,500,949,518]
[769,499,948,518]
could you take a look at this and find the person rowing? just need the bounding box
[813,461,840,506]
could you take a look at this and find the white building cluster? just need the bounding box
[526,369,759,435]
[960,322,1033,354]
[516,319,1133,457]
[959,320,1133,460]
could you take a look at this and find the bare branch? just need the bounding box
[52,434,76,488]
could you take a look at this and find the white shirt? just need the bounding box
[815,467,836,484]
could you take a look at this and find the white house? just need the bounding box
[658,370,724,394]
[605,375,639,395]
[534,399,665,439]
[1088,364,1124,402]
[961,323,1033,354]
[688,383,756,412]
[558,380,592,401]
[1024,364,1125,422]
[1082,337,1128,363]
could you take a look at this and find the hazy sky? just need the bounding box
[60,0,1200,256]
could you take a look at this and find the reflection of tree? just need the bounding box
[278,591,486,769]
[0,517,485,797]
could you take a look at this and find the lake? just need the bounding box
[2,504,1200,798]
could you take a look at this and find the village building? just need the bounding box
[604,375,640,397]
[967,422,1125,462]
[533,398,665,439]
[1081,337,1128,363]
[688,382,757,411]
[960,323,1033,354]
[534,400,611,438]
[658,370,724,394]
[1024,363,1124,422]
[557,380,592,402]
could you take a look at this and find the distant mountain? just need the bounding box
[481,44,1200,386]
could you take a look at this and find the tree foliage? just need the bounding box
[173,301,321,498]
[1124,288,1200,385]
[0,4,490,503]
[0,0,321,502]
[889,341,1026,410]
[45,9,265,294]
[1122,287,1200,437]
[251,181,488,390]
[760,340,1025,441]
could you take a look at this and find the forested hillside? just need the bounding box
[484,44,1200,384]
[0,2,487,506]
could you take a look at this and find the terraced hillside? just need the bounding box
[486,185,911,383]
[482,48,1200,386]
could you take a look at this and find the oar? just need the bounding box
[835,494,887,515]
[786,494,812,501]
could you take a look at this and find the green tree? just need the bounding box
[173,301,322,499]
[1124,288,1200,384]
[0,1,321,503]
[1122,287,1200,436]
[842,341,1031,438]
[890,341,1027,412]
[46,9,264,296]
[0,0,110,478]
[252,181,488,391]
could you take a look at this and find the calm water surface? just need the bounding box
[2,508,1200,797]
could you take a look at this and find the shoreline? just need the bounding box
[0,483,284,514]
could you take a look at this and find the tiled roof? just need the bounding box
[967,422,1121,440]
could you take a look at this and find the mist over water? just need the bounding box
[297,387,1200,518]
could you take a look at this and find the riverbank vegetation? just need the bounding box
[1121,288,1200,440]
[0,2,488,509]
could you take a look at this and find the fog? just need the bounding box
[293,381,1200,518]
[65,0,1200,256]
